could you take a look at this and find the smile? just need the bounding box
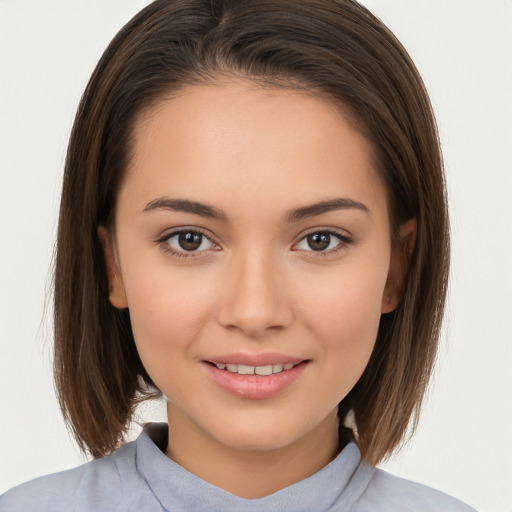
[212,362,297,376]
[203,358,309,399]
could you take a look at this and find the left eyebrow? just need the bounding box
[285,198,370,223]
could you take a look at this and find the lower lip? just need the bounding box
[203,361,308,399]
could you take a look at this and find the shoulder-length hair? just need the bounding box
[54,0,449,464]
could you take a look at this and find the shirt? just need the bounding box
[0,423,477,511]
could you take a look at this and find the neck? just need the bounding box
[164,405,341,498]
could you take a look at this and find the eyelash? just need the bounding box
[294,229,353,257]
[156,228,219,259]
[156,228,353,259]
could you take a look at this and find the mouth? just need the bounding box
[202,357,310,399]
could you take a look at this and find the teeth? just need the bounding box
[255,365,273,376]
[214,362,298,375]
[238,364,255,375]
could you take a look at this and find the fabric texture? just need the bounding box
[0,423,476,512]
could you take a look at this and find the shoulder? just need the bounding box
[353,466,477,512]
[0,441,139,512]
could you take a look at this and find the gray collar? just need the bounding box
[135,423,375,512]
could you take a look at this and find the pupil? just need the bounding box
[307,232,330,251]
[178,232,202,251]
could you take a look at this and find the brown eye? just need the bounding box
[178,231,203,251]
[294,230,351,254]
[164,230,215,253]
[306,232,331,251]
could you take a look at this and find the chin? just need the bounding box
[205,413,322,453]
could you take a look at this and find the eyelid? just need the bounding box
[292,228,353,254]
[156,226,220,258]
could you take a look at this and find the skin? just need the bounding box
[100,80,415,498]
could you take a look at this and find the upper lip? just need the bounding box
[204,352,307,367]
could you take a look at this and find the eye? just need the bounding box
[295,230,351,253]
[161,230,215,254]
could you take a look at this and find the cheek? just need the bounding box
[302,260,386,329]
[121,264,217,377]
[297,257,389,374]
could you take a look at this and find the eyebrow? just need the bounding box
[142,196,370,223]
[142,198,228,222]
[284,197,370,222]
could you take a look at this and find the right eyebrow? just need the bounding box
[142,197,229,222]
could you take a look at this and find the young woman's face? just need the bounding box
[105,81,403,454]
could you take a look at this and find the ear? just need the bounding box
[97,226,128,309]
[381,218,417,313]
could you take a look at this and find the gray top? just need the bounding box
[0,423,476,511]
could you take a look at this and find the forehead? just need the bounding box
[122,81,387,220]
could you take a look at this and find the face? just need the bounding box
[102,81,406,455]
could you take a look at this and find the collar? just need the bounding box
[135,423,375,512]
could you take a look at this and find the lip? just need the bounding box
[202,357,309,400]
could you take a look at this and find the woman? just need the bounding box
[0,1,485,510]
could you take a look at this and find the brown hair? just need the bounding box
[54,0,449,464]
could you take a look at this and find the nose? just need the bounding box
[216,249,293,338]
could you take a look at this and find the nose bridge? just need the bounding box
[217,244,291,337]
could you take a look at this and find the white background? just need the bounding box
[0,1,511,511]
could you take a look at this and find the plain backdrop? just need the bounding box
[0,1,511,511]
